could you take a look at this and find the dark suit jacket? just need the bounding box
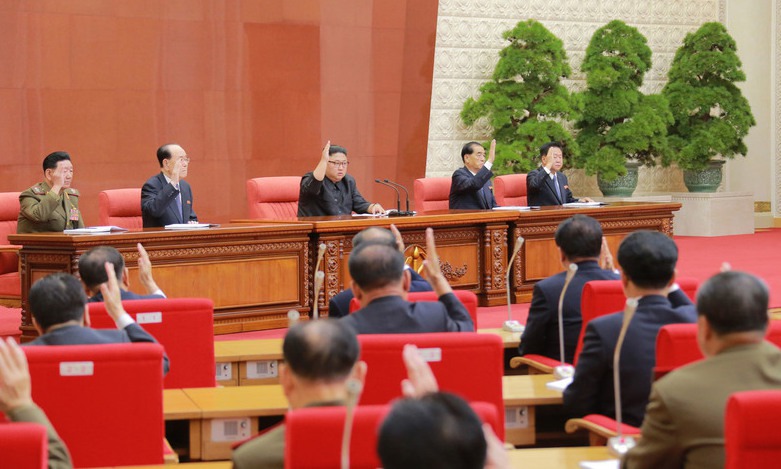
[328,269,433,318]
[26,324,170,374]
[449,166,497,210]
[526,166,577,206]
[562,291,697,427]
[141,172,197,228]
[88,289,165,303]
[518,261,620,363]
[297,173,371,217]
[340,293,474,334]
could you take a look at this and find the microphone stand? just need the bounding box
[502,236,525,332]
[340,378,363,469]
[608,298,639,457]
[384,179,414,216]
[313,243,326,319]
[374,179,404,216]
[553,263,578,380]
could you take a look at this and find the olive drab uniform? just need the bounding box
[17,182,85,233]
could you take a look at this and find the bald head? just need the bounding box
[283,319,360,382]
[352,227,397,250]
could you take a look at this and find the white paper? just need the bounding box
[580,460,619,469]
[545,376,573,391]
[351,213,389,217]
[492,206,532,211]
[164,223,214,229]
[64,225,127,234]
[563,202,605,207]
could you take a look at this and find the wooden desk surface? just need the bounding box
[508,446,613,468]
[163,389,202,420]
[182,385,288,419]
[481,328,522,348]
[502,374,562,406]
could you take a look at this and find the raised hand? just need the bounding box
[99,262,128,322]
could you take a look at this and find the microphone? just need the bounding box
[340,378,364,469]
[553,263,578,380]
[374,179,401,214]
[313,243,326,319]
[608,298,639,457]
[384,179,414,215]
[502,236,525,333]
[287,309,300,328]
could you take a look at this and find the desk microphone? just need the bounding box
[553,263,578,380]
[384,179,414,215]
[287,309,300,328]
[313,243,326,319]
[503,236,525,333]
[340,378,363,469]
[375,179,401,214]
[608,297,639,457]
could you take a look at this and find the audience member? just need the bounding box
[623,271,781,468]
[563,231,696,427]
[18,151,84,233]
[78,243,165,302]
[449,140,498,210]
[141,143,197,227]
[526,142,593,206]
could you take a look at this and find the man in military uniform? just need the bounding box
[17,151,85,233]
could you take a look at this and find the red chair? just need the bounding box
[494,174,528,206]
[725,390,781,469]
[88,298,216,388]
[25,343,165,467]
[413,177,451,212]
[357,332,505,439]
[98,188,143,229]
[348,290,479,329]
[0,422,48,469]
[246,176,301,219]
[0,191,21,307]
[283,401,499,469]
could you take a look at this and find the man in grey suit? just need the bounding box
[141,143,197,227]
[623,271,781,468]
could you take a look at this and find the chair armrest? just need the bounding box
[565,415,641,446]
[0,245,20,253]
[508,354,561,374]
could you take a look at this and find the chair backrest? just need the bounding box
[25,343,164,468]
[413,177,451,212]
[98,188,143,229]
[725,390,781,469]
[88,298,216,388]
[283,401,498,469]
[357,332,504,439]
[348,290,479,328]
[494,174,528,206]
[0,422,48,469]
[246,176,301,219]
[0,191,20,275]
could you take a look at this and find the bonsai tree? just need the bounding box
[461,19,577,175]
[573,20,672,182]
[662,22,756,171]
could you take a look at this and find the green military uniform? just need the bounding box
[17,181,85,233]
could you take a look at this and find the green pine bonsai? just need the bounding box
[460,19,577,175]
[662,22,755,171]
[572,20,672,181]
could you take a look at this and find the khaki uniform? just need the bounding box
[17,181,85,233]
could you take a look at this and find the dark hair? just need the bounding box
[78,246,125,290]
[348,243,404,290]
[617,231,678,289]
[555,215,603,259]
[696,271,769,335]
[29,273,88,331]
[352,227,397,250]
[328,145,348,157]
[378,392,487,469]
[539,142,562,159]
[42,151,71,173]
[283,319,359,382]
[156,143,178,167]
[460,142,483,162]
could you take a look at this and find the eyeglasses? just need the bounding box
[328,161,349,168]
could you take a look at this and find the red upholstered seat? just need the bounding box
[0,191,21,306]
[98,188,143,229]
[413,177,451,212]
[357,332,505,439]
[283,402,499,469]
[348,290,479,328]
[0,422,48,469]
[25,343,165,467]
[725,390,781,469]
[88,298,216,388]
[494,174,528,206]
[246,176,301,219]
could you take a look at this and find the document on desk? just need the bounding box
[563,202,606,207]
[164,223,219,230]
[545,376,573,391]
[351,213,389,217]
[580,460,619,469]
[492,206,532,211]
[64,226,129,234]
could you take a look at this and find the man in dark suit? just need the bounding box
[449,140,498,210]
[141,143,197,228]
[329,225,432,318]
[341,228,473,334]
[623,271,781,468]
[79,244,166,303]
[518,215,619,363]
[24,268,170,374]
[527,142,593,206]
[563,231,697,427]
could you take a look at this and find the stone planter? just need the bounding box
[683,160,725,192]
[597,161,641,197]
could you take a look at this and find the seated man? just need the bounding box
[519,214,619,363]
[563,231,696,427]
[141,143,197,227]
[526,142,592,206]
[297,141,384,217]
[341,228,473,334]
[623,271,781,468]
[232,319,367,469]
[0,337,73,469]
[18,151,84,233]
[78,243,166,302]
[328,225,432,318]
[24,267,170,374]
[449,140,498,210]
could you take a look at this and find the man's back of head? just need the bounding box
[352,227,397,250]
[618,231,678,288]
[348,243,405,291]
[555,214,603,260]
[78,246,125,292]
[697,271,769,336]
[29,273,88,331]
[283,318,360,382]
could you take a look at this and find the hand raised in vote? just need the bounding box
[400,344,438,398]
[99,261,128,322]
[0,337,33,414]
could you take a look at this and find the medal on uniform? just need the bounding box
[69,207,80,221]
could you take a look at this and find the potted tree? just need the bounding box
[662,22,756,192]
[573,20,672,196]
[461,19,577,175]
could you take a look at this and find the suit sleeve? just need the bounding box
[141,177,178,218]
[622,385,684,469]
[518,283,550,356]
[439,292,475,332]
[562,322,608,419]
[408,270,433,292]
[667,288,694,308]
[526,168,548,191]
[124,323,171,375]
[348,178,371,213]
[451,167,493,195]
[7,404,73,469]
[299,173,323,197]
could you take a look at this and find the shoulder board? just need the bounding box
[67,188,80,196]
[30,185,46,195]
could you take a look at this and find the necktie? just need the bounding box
[553,174,562,204]
[176,193,183,222]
